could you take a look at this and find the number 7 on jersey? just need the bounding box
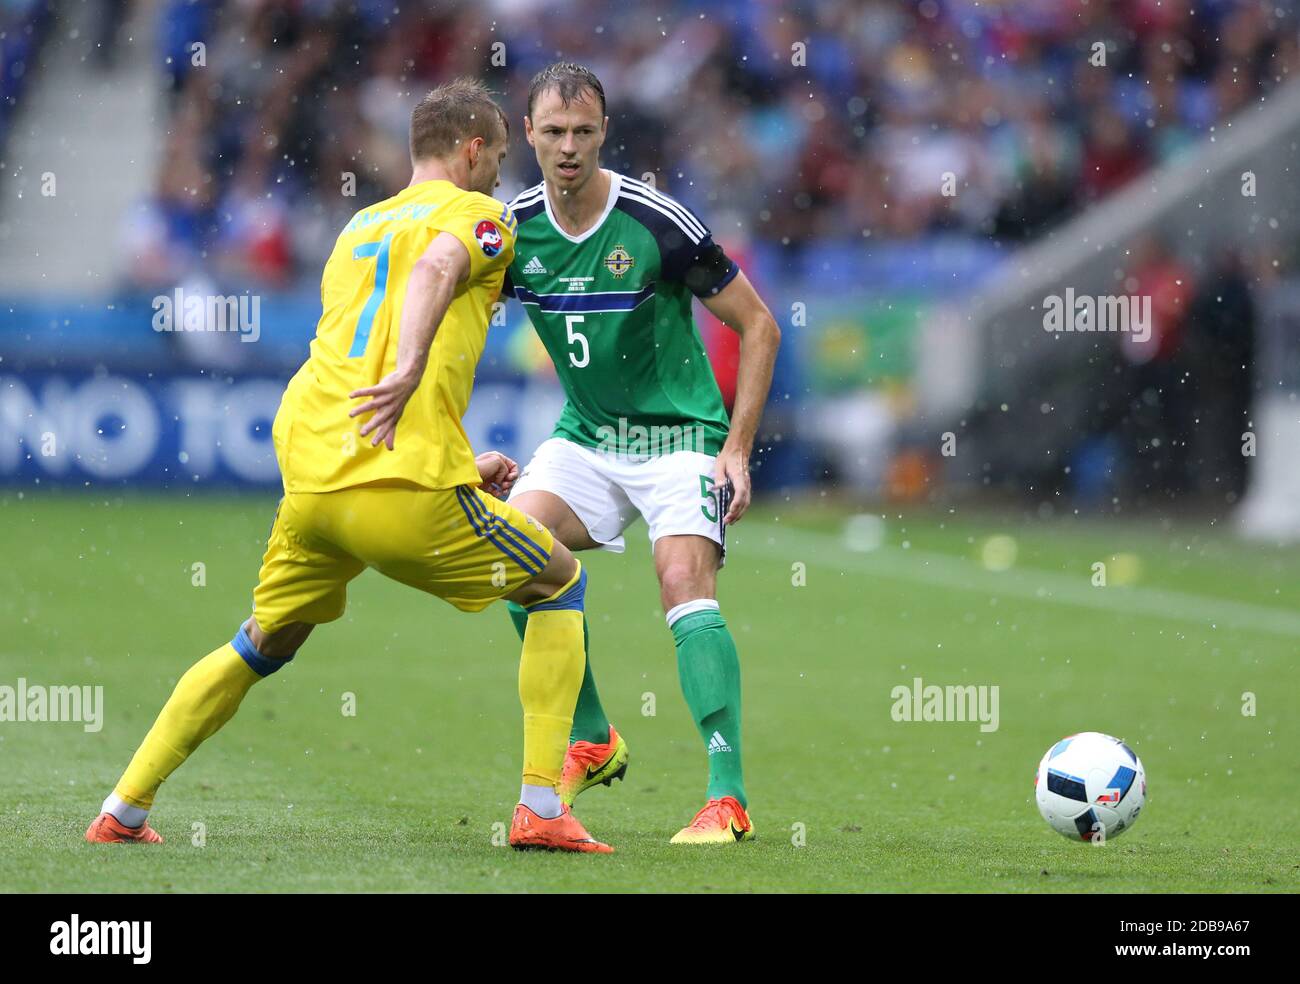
[348,232,394,358]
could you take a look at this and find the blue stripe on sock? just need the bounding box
[231,626,292,677]
[526,567,587,613]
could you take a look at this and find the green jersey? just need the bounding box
[504,171,738,457]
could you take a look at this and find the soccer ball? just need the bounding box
[1035,731,1146,842]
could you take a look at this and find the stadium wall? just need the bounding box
[917,80,1300,528]
[0,242,1000,491]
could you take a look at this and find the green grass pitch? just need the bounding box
[1,491,1296,893]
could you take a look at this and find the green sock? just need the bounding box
[672,608,746,808]
[507,601,610,744]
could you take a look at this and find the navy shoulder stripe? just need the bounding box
[620,176,708,239]
[508,184,546,223]
[615,194,705,253]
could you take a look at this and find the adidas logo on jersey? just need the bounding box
[522,255,548,275]
[707,730,732,755]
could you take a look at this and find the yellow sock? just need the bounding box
[114,641,262,809]
[518,565,587,789]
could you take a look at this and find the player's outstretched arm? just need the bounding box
[700,269,781,524]
[349,231,471,449]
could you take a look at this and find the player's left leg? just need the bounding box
[88,493,363,843]
[653,533,753,844]
[615,449,754,843]
[86,619,315,844]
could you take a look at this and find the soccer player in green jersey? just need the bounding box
[501,63,781,843]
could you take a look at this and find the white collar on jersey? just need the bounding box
[542,169,621,244]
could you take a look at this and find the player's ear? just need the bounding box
[524,115,536,147]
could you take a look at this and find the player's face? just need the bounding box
[525,87,607,194]
[469,129,507,196]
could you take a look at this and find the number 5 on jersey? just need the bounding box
[566,314,589,368]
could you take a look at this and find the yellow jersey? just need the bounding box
[273,180,516,492]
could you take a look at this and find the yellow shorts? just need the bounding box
[251,483,555,635]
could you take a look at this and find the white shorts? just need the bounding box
[509,437,728,563]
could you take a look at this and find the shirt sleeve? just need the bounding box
[672,239,740,297]
[656,202,739,298]
[441,194,517,286]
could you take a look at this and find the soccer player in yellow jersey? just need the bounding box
[85,79,611,854]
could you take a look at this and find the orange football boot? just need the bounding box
[669,796,754,844]
[85,812,164,844]
[559,724,629,806]
[508,803,613,853]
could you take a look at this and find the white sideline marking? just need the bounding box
[741,523,1300,639]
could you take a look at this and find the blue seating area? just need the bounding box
[0,0,50,153]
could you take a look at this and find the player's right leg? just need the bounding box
[87,494,363,843]
[508,487,628,805]
[347,481,611,853]
[505,439,636,804]
[502,541,611,852]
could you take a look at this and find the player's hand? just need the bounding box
[348,369,420,450]
[713,445,751,525]
[476,450,519,499]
